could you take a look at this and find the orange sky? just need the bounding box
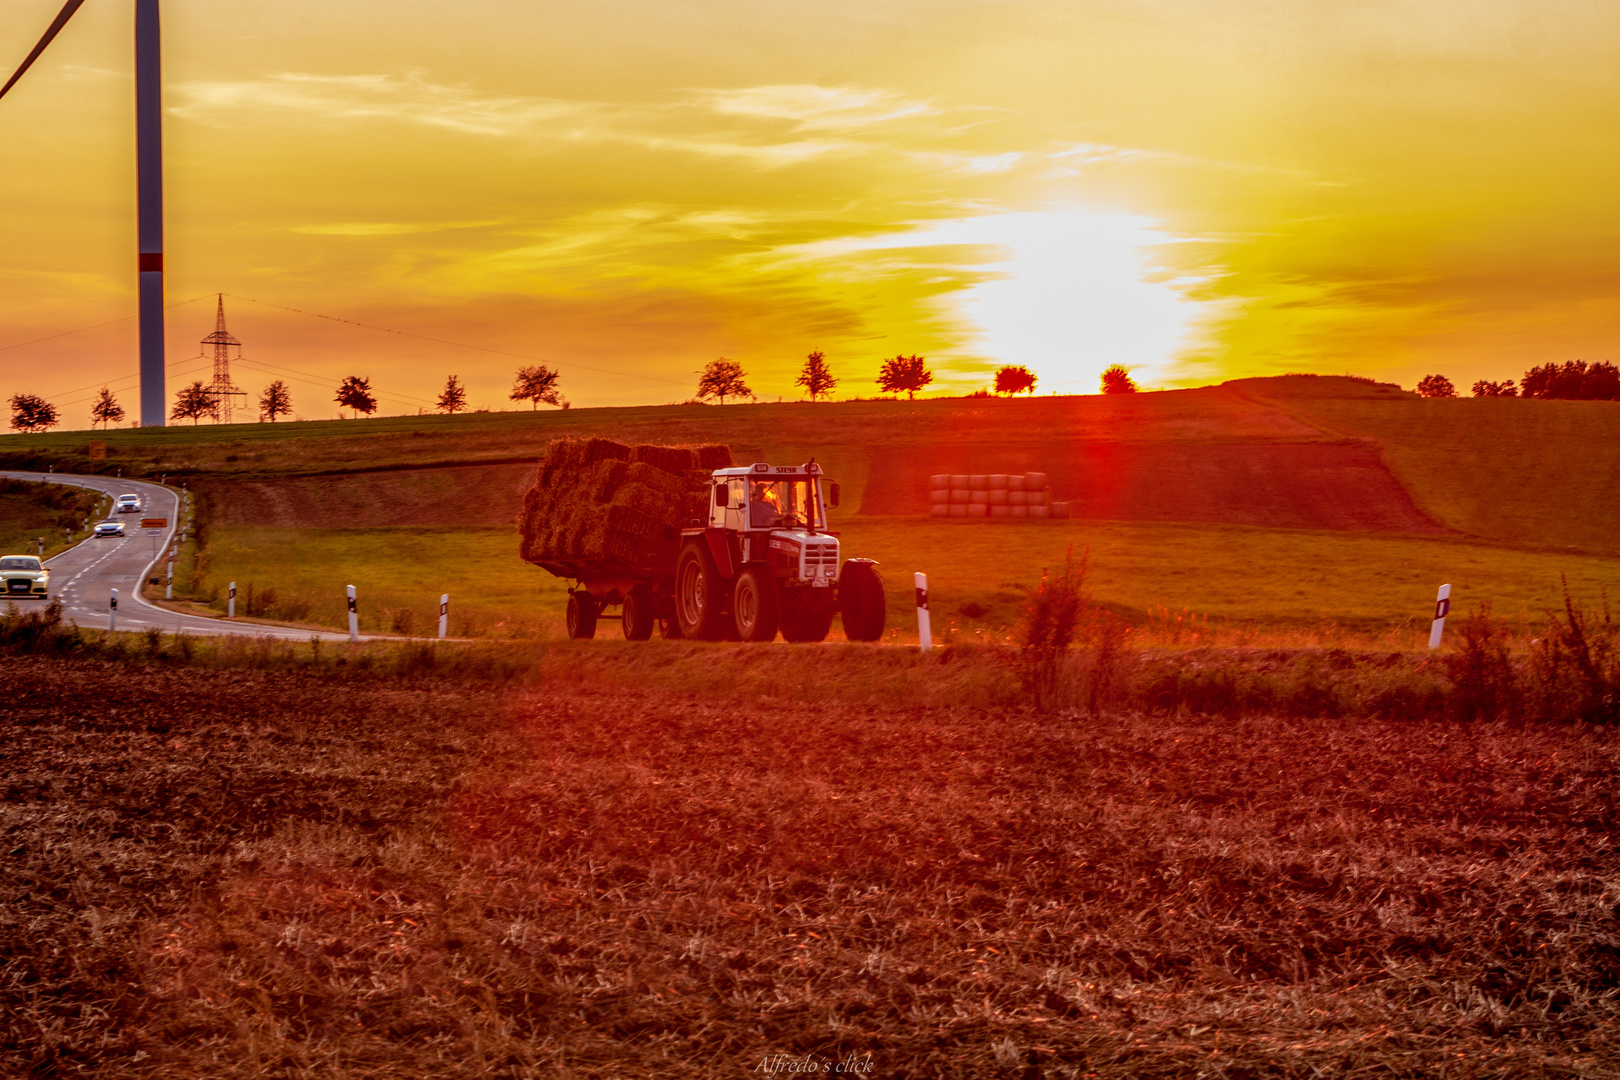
[3,0,1618,422]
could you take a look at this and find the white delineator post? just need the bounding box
[915,572,932,653]
[439,594,449,639]
[108,588,117,633]
[1428,583,1451,650]
[228,581,236,618]
[347,584,358,643]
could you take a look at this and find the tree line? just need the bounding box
[6,354,1149,433]
[1416,360,1620,400]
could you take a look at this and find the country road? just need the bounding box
[1,471,355,640]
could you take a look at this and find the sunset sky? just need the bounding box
[3,0,1618,421]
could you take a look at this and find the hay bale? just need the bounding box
[950,489,971,505]
[969,489,989,504]
[948,503,968,517]
[989,474,1008,490]
[1024,471,1047,491]
[969,474,989,491]
[990,505,1011,518]
[931,489,951,505]
[1011,505,1029,518]
[1029,491,1047,506]
[1009,490,1028,506]
[988,489,1008,506]
[1049,500,1070,519]
[951,474,970,488]
[1008,474,1026,491]
[520,437,733,573]
[931,504,951,517]
[930,474,951,490]
[966,502,987,518]
[1029,505,1050,519]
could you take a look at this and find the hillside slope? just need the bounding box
[13,376,1615,550]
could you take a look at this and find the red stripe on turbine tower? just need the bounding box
[136,0,167,427]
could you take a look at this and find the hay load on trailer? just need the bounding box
[519,438,886,644]
[519,438,734,574]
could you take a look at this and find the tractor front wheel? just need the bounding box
[839,561,886,642]
[676,541,730,640]
[566,591,598,640]
[780,593,834,643]
[732,567,780,643]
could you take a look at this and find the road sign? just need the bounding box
[140,517,167,528]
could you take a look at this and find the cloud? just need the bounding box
[698,84,936,130]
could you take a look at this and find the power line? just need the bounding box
[225,292,691,387]
[234,357,441,410]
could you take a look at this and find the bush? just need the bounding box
[1016,546,1090,704]
[1416,374,1457,398]
[1528,582,1618,723]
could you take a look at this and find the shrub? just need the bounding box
[1528,582,1618,723]
[1016,545,1090,704]
[1440,605,1520,722]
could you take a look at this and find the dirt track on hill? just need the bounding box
[864,439,1449,533]
[202,462,537,528]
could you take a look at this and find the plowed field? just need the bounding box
[4,656,1617,1078]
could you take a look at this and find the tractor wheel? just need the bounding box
[732,567,780,643]
[676,541,729,640]
[622,586,654,641]
[780,594,834,643]
[566,591,598,640]
[839,560,886,642]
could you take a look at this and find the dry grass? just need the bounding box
[3,647,1619,1078]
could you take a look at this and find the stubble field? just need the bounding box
[3,650,1618,1078]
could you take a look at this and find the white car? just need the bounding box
[115,494,141,513]
[93,520,126,539]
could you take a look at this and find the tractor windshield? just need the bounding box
[748,478,823,530]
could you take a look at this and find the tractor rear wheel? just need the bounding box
[622,586,654,641]
[839,561,886,642]
[780,593,834,643]
[566,591,598,639]
[732,567,780,642]
[676,541,730,640]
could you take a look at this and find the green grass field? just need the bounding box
[1240,377,1620,553]
[0,480,105,560]
[186,518,1620,645]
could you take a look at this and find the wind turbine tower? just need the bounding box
[202,294,246,423]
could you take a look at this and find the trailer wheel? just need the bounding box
[839,560,886,642]
[622,586,654,641]
[566,591,598,640]
[676,541,729,640]
[780,595,834,643]
[732,567,780,643]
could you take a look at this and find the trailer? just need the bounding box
[535,459,886,643]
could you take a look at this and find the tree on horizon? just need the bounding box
[335,375,378,417]
[9,393,59,433]
[1472,379,1517,398]
[171,382,218,425]
[1416,374,1457,398]
[1520,360,1620,400]
[697,359,751,405]
[90,387,125,429]
[1099,365,1137,394]
[510,365,563,410]
[877,355,932,400]
[796,351,837,401]
[260,380,292,421]
[438,375,468,414]
[994,365,1037,396]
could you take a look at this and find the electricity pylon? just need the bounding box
[201,294,246,423]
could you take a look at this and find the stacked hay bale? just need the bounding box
[928,472,1069,520]
[520,438,733,572]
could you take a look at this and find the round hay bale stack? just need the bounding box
[969,474,989,491]
[990,504,1011,518]
[931,504,951,517]
[950,488,971,504]
[931,474,951,490]
[1029,505,1050,519]
[1010,505,1028,518]
[1024,471,1047,490]
[931,489,951,505]
[1029,490,1047,506]
[696,444,735,470]
[966,502,987,517]
[988,489,1008,506]
[1050,500,1070,518]
[1008,474,1026,491]
[989,473,1008,490]
[949,503,969,517]
[1009,490,1028,506]
[951,474,970,488]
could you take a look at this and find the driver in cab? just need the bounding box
[749,481,784,528]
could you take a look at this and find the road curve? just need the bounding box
[1,471,355,641]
